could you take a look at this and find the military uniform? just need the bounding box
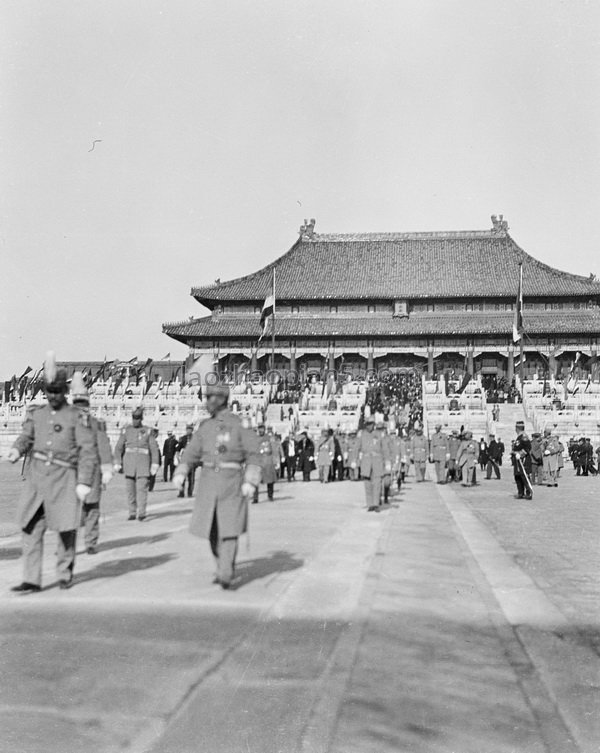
[12,403,96,587]
[540,430,560,486]
[511,430,533,499]
[255,431,277,501]
[80,415,113,549]
[357,426,391,510]
[114,422,160,519]
[429,428,449,483]
[176,408,261,585]
[456,435,479,486]
[316,433,335,483]
[446,432,461,482]
[410,431,429,482]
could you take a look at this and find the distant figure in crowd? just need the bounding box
[148,427,161,491]
[7,352,96,592]
[162,430,178,482]
[511,420,533,500]
[316,429,335,483]
[173,384,261,589]
[529,432,544,485]
[429,424,449,484]
[177,423,196,497]
[410,424,428,482]
[255,424,276,501]
[70,372,113,554]
[281,433,297,481]
[114,407,159,521]
[446,430,461,482]
[485,434,502,480]
[540,427,560,487]
[296,431,315,481]
[456,431,478,486]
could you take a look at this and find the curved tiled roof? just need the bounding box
[163,310,600,343]
[191,230,600,303]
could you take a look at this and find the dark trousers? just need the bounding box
[486,459,501,479]
[285,458,296,481]
[22,505,76,586]
[163,458,176,482]
[209,512,238,584]
[514,473,531,498]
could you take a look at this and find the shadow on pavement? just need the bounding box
[0,546,21,561]
[235,550,303,587]
[146,508,192,521]
[97,533,171,553]
[74,553,177,584]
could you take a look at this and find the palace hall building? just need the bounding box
[163,217,600,383]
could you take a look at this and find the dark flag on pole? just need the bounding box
[512,263,524,343]
[456,372,472,395]
[258,284,275,341]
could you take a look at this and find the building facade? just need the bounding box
[163,217,600,384]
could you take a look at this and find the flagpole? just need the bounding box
[270,268,276,372]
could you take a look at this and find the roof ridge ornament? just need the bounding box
[491,214,509,233]
[299,218,316,240]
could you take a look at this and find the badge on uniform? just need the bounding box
[54,424,63,432]
[216,431,230,454]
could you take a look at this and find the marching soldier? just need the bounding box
[456,431,479,486]
[429,423,449,484]
[70,372,114,554]
[410,424,428,482]
[173,384,261,589]
[511,420,533,499]
[114,407,160,521]
[357,417,391,511]
[7,352,96,592]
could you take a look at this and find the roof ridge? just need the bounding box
[308,230,498,241]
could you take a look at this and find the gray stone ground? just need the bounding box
[0,460,598,753]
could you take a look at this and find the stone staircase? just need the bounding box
[488,402,532,443]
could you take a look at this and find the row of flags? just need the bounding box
[3,354,178,404]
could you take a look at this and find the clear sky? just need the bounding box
[1,0,598,379]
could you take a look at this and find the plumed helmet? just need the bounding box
[70,371,89,403]
[43,351,68,393]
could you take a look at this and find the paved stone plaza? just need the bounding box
[0,463,598,753]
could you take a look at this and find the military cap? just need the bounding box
[364,416,375,424]
[515,420,525,430]
[132,407,144,419]
[186,422,194,429]
[206,384,230,399]
[463,430,473,439]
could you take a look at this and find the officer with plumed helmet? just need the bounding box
[7,352,97,592]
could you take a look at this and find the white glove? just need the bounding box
[7,448,20,463]
[113,463,122,473]
[101,470,113,486]
[241,482,256,498]
[76,484,92,502]
[544,450,550,456]
[172,474,185,490]
[150,464,159,476]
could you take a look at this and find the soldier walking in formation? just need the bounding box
[357,417,391,512]
[114,407,160,521]
[429,423,449,484]
[410,424,428,482]
[173,384,261,589]
[7,353,97,592]
[70,372,114,554]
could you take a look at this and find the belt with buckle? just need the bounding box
[203,461,242,470]
[32,451,76,470]
[125,447,149,454]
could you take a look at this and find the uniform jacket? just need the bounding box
[114,424,160,478]
[296,436,316,472]
[177,409,261,539]
[357,431,390,478]
[346,437,360,468]
[448,435,461,461]
[487,439,502,462]
[409,433,429,463]
[316,436,335,466]
[257,435,277,484]
[456,439,478,470]
[12,403,96,531]
[162,435,179,461]
[86,415,113,506]
[430,431,449,462]
[511,434,532,474]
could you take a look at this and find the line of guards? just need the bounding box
[252,420,505,513]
